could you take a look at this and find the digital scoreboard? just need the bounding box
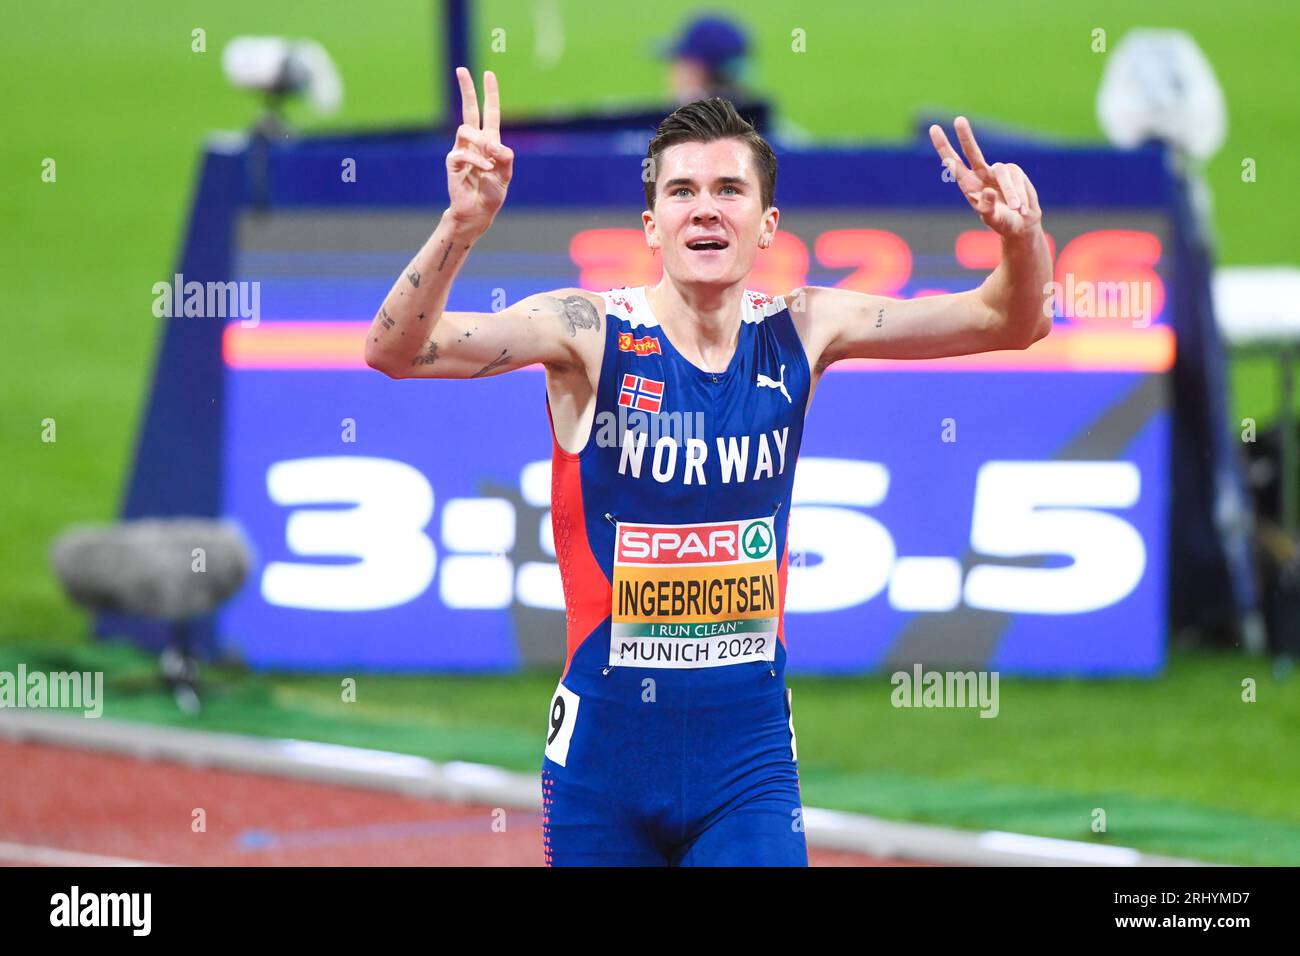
[115,135,1177,674]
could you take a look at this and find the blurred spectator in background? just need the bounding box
[660,12,812,145]
[663,14,752,104]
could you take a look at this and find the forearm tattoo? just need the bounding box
[435,239,468,272]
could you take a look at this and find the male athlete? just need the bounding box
[365,68,1052,866]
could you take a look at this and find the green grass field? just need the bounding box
[3,0,1299,865]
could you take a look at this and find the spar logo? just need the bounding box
[618,332,662,356]
[615,517,776,565]
[741,520,773,560]
[615,517,778,566]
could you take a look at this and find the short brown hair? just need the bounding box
[644,98,777,211]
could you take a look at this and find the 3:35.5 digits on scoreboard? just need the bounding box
[250,456,1146,617]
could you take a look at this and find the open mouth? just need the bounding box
[686,238,730,251]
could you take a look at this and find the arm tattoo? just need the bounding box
[411,339,440,366]
[470,348,510,378]
[407,267,420,288]
[434,242,471,272]
[380,307,395,331]
[557,295,601,337]
[875,307,884,329]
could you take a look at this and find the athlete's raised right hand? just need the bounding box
[446,67,513,235]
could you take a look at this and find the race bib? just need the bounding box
[610,516,779,668]
[544,682,580,767]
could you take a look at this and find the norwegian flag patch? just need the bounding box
[618,373,665,413]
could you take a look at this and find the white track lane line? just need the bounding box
[0,841,165,867]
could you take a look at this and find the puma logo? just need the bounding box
[756,364,791,403]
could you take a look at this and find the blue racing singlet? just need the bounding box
[541,285,812,866]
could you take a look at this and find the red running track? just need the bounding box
[0,740,918,867]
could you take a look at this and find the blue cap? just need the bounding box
[666,15,748,70]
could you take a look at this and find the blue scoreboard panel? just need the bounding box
[116,136,1177,674]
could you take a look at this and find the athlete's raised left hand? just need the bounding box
[929,117,1042,238]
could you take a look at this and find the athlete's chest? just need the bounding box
[597,322,806,490]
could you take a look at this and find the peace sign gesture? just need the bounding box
[446,67,514,235]
[929,117,1041,238]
